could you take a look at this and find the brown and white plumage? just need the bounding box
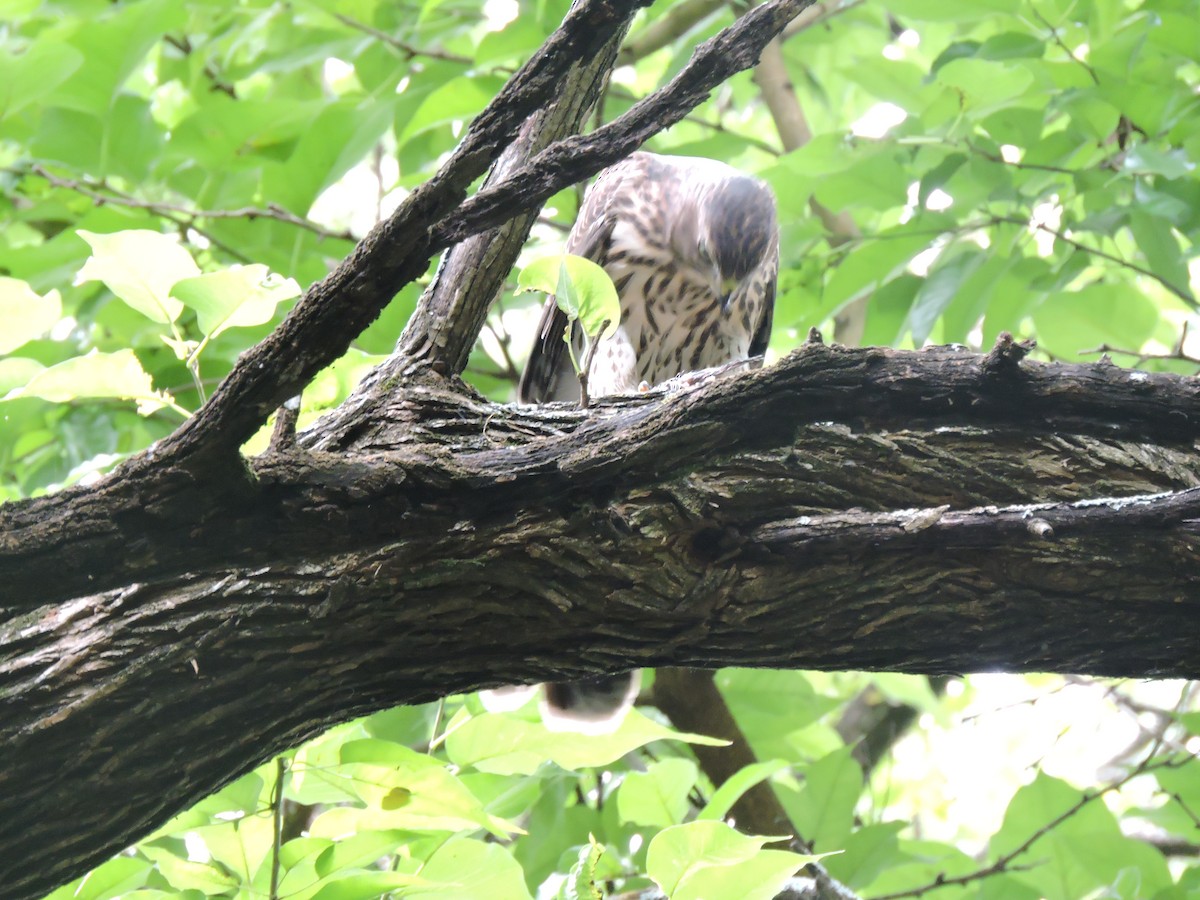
[518,151,779,730]
[520,151,778,404]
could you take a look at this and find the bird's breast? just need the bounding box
[588,226,762,398]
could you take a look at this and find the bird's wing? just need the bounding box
[748,231,778,360]
[518,158,639,403]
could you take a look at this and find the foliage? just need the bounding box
[2,0,1200,898]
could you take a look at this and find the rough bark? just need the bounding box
[5,342,1200,897]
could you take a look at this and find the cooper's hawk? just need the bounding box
[518,151,779,730]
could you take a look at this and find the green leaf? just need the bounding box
[313,831,412,879]
[1031,282,1160,360]
[822,822,906,890]
[0,277,61,354]
[906,250,987,345]
[171,265,299,339]
[76,230,199,324]
[780,746,862,852]
[138,847,238,894]
[444,709,726,776]
[1178,712,1200,736]
[311,739,520,837]
[822,227,937,310]
[935,58,1036,112]
[517,254,620,341]
[616,757,698,827]
[991,772,1171,900]
[42,856,153,900]
[309,871,429,900]
[1127,211,1193,302]
[1122,146,1195,180]
[698,760,789,822]
[646,820,821,900]
[2,349,178,416]
[405,838,534,899]
[560,836,605,900]
[0,357,45,394]
[0,39,83,120]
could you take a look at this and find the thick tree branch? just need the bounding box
[390,11,631,375]
[4,343,1200,608]
[155,0,649,464]
[6,338,1200,894]
[5,369,1200,895]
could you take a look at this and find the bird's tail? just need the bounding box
[540,671,642,734]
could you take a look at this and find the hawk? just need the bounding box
[518,151,779,731]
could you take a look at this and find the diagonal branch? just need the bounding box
[156,0,650,464]
[430,0,817,250]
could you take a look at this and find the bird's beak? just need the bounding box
[719,276,739,312]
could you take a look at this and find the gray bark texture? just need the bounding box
[1,0,1198,897]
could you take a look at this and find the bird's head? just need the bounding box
[675,175,777,311]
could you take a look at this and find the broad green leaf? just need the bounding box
[405,838,534,899]
[76,230,199,324]
[1031,283,1160,360]
[42,856,153,900]
[868,673,943,714]
[171,265,300,339]
[646,820,821,900]
[906,250,987,345]
[1127,211,1193,302]
[138,847,238,894]
[823,822,906,890]
[309,871,429,900]
[2,349,178,416]
[698,760,790,822]
[0,40,83,120]
[397,74,507,146]
[0,277,61,354]
[313,831,412,879]
[444,709,726,776]
[991,772,1171,900]
[0,357,45,394]
[517,254,620,342]
[188,814,275,884]
[1122,146,1195,180]
[616,757,697,827]
[822,228,937,309]
[935,58,1035,111]
[1178,712,1200,736]
[308,739,520,837]
[718,669,840,760]
[560,836,605,900]
[780,746,862,851]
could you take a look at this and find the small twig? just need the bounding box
[993,214,1196,307]
[268,396,301,452]
[961,138,1085,175]
[577,320,610,410]
[781,0,865,39]
[29,164,355,243]
[1079,323,1200,371]
[483,313,521,384]
[269,757,287,900]
[332,12,477,65]
[874,687,1197,900]
[1028,6,1099,85]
